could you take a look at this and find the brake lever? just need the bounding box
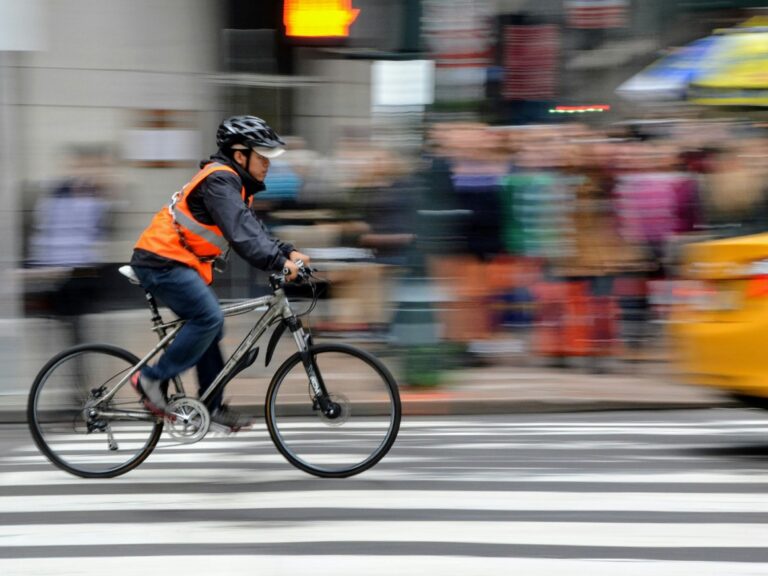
[304,266,331,286]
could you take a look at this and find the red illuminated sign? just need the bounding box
[284,0,360,38]
[551,105,611,113]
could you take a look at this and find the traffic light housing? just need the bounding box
[283,0,360,40]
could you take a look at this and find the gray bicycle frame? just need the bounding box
[90,287,311,419]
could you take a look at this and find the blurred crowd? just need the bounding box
[21,117,768,380]
[284,117,768,376]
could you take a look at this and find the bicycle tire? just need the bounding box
[28,343,163,478]
[265,343,401,478]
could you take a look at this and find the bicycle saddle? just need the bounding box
[118,265,141,285]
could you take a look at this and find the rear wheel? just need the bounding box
[27,344,163,478]
[266,343,401,478]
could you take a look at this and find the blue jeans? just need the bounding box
[132,265,225,409]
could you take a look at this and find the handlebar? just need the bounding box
[269,260,317,290]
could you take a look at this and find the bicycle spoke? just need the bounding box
[28,344,163,478]
[267,344,400,478]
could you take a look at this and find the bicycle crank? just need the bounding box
[165,397,210,443]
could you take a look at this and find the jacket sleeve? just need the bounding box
[248,207,296,258]
[200,171,288,271]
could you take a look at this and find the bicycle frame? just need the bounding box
[89,286,316,420]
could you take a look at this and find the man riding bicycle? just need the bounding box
[129,115,310,429]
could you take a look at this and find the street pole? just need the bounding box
[0,52,20,319]
[0,51,23,409]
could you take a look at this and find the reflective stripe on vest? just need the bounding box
[171,207,230,252]
[168,162,244,261]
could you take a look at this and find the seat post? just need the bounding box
[144,290,164,329]
[143,288,185,397]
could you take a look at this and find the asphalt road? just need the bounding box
[3,408,768,575]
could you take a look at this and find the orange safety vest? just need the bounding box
[135,163,247,284]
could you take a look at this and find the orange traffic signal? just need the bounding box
[284,0,360,38]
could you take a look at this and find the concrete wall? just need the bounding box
[295,57,374,153]
[1,0,227,401]
[14,0,225,262]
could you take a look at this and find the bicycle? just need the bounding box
[27,263,401,479]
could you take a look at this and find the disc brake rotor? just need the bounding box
[318,392,351,427]
[166,397,210,443]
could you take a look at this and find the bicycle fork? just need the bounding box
[287,317,342,419]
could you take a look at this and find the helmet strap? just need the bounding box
[232,148,251,170]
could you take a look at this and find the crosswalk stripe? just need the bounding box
[7,464,768,487]
[3,490,768,514]
[15,420,766,455]
[14,439,276,451]
[12,439,734,454]
[3,520,768,548]
[4,412,768,573]
[0,469,305,485]
[1,556,766,576]
[399,428,767,436]
[398,418,768,428]
[1,453,422,466]
[4,468,768,486]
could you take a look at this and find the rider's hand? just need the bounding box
[288,250,311,269]
[283,259,300,282]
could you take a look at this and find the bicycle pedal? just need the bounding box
[209,422,237,435]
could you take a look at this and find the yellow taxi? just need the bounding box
[671,231,768,406]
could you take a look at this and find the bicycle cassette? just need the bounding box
[165,397,210,443]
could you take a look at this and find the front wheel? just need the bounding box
[27,344,163,478]
[265,343,401,478]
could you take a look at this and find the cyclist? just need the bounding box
[129,115,310,429]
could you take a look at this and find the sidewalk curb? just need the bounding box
[399,397,738,416]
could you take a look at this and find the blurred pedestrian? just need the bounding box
[698,144,768,237]
[26,144,115,345]
[545,141,649,370]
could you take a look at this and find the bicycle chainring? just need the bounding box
[166,397,210,443]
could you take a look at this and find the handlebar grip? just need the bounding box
[271,263,316,290]
[283,262,314,277]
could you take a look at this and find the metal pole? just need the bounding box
[0,52,19,318]
[0,51,23,411]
